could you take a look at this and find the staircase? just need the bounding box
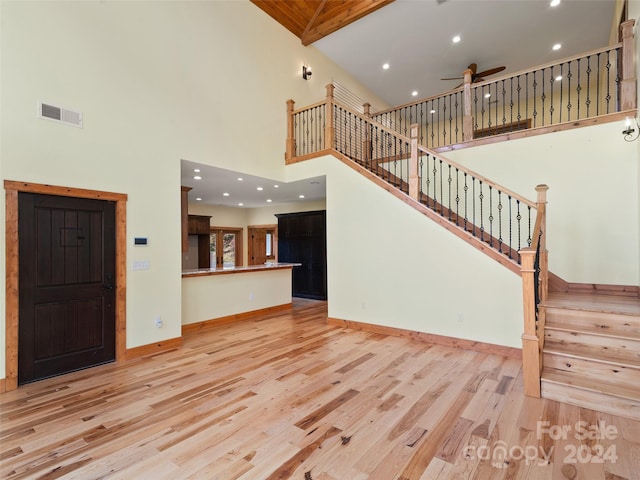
[286,34,639,419]
[540,293,640,421]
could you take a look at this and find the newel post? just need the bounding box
[363,102,372,162]
[520,247,541,398]
[409,124,420,201]
[620,19,636,111]
[286,99,296,161]
[325,84,335,150]
[462,68,474,142]
[536,184,549,304]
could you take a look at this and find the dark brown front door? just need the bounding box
[18,193,116,384]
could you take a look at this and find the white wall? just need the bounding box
[445,122,639,286]
[0,1,381,380]
[286,156,524,348]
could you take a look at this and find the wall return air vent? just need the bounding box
[38,101,83,128]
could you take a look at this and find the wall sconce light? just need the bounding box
[302,65,312,80]
[622,116,639,142]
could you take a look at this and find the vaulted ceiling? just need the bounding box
[250,0,395,46]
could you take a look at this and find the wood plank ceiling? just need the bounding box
[251,0,395,46]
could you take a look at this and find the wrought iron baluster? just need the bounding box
[447,165,452,221]
[508,195,513,259]
[576,58,581,120]
[541,68,546,126]
[527,206,533,247]
[439,159,444,216]
[472,178,476,237]
[532,71,538,127]
[455,168,460,226]
[605,50,612,114]
[596,53,601,116]
[464,173,468,231]
[586,56,592,118]
[479,181,484,241]
[549,65,555,125]
[488,185,493,247]
[516,200,522,254]
[497,191,503,253]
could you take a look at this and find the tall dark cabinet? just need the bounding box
[276,210,327,300]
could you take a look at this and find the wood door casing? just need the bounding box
[18,193,117,384]
[4,180,127,392]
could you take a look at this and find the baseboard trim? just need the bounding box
[549,272,640,297]
[125,337,183,360]
[327,317,522,359]
[182,303,293,336]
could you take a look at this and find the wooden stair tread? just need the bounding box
[543,342,640,368]
[542,368,640,401]
[541,293,640,316]
[544,320,640,341]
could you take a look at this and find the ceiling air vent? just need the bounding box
[38,101,83,128]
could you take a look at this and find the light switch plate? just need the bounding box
[133,260,150,271]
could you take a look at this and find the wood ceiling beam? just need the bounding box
[301,0,395,45]
[301,0,328,41]
[251,0,395,46]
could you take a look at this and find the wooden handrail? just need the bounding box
[292,99,327,115]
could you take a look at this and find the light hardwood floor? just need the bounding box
[1,299,638,479]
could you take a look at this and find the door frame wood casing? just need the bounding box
[4,180,127,392]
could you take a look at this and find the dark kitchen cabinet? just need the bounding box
[276,210,327,300]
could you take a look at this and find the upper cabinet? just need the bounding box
[188,215,211,235]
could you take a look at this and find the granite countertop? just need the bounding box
[182,262,301,278]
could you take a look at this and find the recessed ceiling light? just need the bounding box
[555,75,562,81]
[383,63,390,70]
[223,192,229,196]
[274,184,279,188]
[430,109,436,114]
[257,187,263,191]
[553,43,562,51]
[237,177,243,181]
[194,168,200,173]
[412,91,418,97]
[550,0,560,6]
[195,197,202,201]
[238,202,243,206]
[452,35,461,43]
[484,93,491,98]
[299,194,305,199]
[266,199,272,203]
[193,175,202,180]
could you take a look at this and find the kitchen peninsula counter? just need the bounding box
[181,263,300,332]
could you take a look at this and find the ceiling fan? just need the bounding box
[441,63,506,87]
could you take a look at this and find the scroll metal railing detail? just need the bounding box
[371,43,628,148]
[291,97,538,264]
[292,102,326,157]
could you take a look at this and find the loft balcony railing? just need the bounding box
[369,20,636,149]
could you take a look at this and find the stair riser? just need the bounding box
[544,329,640,363]
[543,307,640,335]
[541,380,640,421]
[543,353,640,386]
